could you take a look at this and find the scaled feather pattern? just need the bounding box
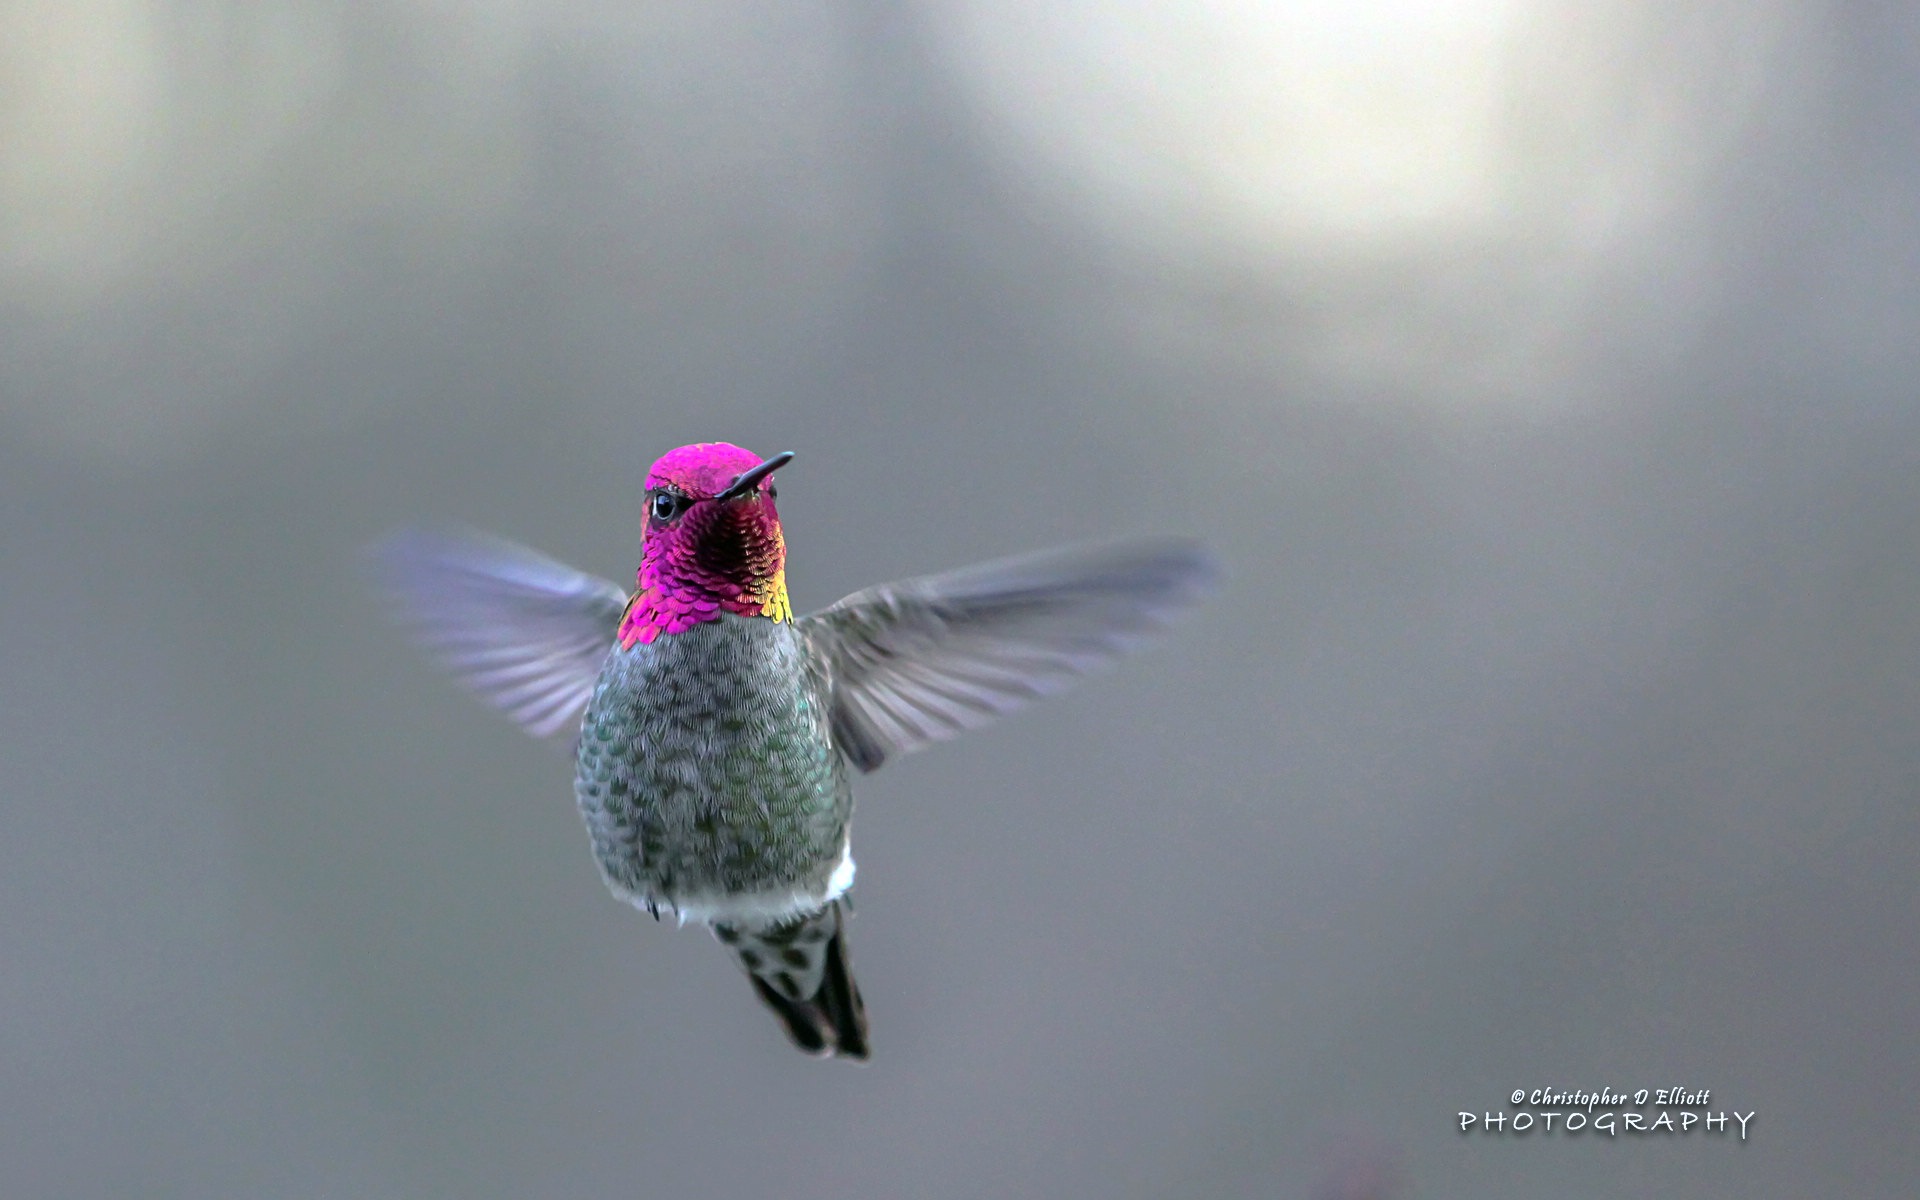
[620,442,792,645]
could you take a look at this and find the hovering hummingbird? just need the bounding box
[373,443,1213,1060]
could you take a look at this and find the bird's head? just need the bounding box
[621,443,793,645]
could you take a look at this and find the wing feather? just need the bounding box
[801,538,1216,771]
[368,528,628,740]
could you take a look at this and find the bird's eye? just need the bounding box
[650,491,686,522]
[767,483,777,500]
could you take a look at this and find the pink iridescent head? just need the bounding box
[618,443,794,646]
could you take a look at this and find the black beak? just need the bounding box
[714,451,793,502]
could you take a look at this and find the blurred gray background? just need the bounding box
[3,2,1915,1197]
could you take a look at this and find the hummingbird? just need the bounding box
[372,442,1213,1060]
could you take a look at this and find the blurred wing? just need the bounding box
[801,538,1217,772]
[368,528,629,740]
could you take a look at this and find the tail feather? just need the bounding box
[716,900,868,1061]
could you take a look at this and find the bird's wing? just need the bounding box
[800,538,1216,772]
[368,528,629,740]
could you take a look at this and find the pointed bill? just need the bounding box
[715,450,794,501]
[801,538,1217,772]
[368,528,628,740]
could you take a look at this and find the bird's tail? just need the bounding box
[714,900,868,1061]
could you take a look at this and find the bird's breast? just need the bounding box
[572,614,850,911]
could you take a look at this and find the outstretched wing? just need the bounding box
[368,528,629,740]
[801,538,1217,772]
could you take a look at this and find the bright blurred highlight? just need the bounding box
[927,0,1805,406]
